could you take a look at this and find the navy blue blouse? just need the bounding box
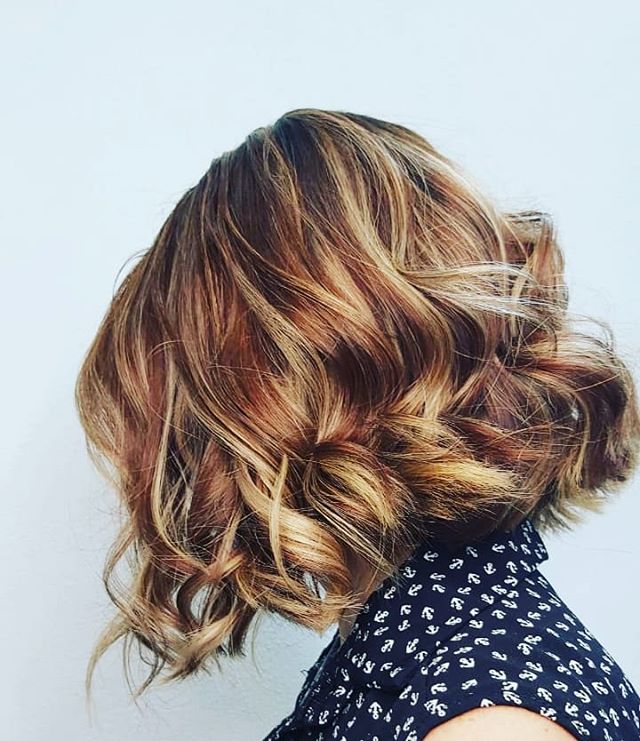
[262,517,640,740]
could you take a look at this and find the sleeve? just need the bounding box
[407,679,601,740]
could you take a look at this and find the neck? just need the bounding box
[338,543,414,644]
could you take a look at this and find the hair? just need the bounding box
[75,108,640,704]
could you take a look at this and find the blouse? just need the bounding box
[262,517,640,740]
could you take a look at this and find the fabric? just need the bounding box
[262,517,640,740]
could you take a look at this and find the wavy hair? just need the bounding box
[75,108,640,702]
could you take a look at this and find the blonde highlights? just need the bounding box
[75,108,640,701]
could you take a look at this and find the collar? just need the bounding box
[284,516,549,733]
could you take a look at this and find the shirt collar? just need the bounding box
[284,516,549,732]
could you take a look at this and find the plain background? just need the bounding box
[1,2,639,740]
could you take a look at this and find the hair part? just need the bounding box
[75,107,640,703]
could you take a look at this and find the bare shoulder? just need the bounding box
[422,704,577,740]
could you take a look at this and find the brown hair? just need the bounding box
[75,108,640,702]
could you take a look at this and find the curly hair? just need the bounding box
[75,108,640,702]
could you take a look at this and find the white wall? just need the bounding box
[1,2,639,739]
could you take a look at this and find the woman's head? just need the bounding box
[75,108,640,699]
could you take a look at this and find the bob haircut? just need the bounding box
[75,108,640,701]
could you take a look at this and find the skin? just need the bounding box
[422,705,578,740]
[338,544,415,643]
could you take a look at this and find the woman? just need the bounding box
[75,108,640,740]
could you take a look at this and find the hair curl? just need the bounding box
[75,108,640,702]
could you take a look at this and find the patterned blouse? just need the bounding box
[262,517,640,740]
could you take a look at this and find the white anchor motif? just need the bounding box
[432,661,450,676]
[568,659,584,675]
[574,688,591,703]
[516,617,535,628]
[318,709,330,724]
[537,687,553,702]
[403,716,415,732]
[519,669,538,681]
[489,668,507,680]
[584,710,598,725]
[503,690,521,703]
[564,701,579,717]
[424,698,448,717]
[453,645,473,655]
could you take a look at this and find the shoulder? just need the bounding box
[393,570,636,738]
[422,704,577,740]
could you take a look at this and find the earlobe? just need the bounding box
[422,705,578,740]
